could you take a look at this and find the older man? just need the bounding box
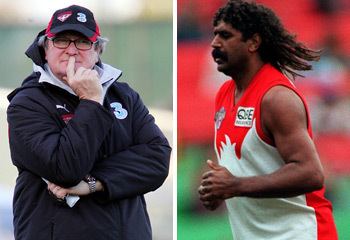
[7,5,171,240]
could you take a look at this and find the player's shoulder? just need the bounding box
[262,85,307,129]
[262,85,304,110]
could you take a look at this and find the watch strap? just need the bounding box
[84,174,96,193]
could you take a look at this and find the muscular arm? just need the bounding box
[238,86,324,197]
[199,86,324,206]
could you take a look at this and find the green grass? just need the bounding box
[178,213,232,240]
[334,209,350,239]
[178,210,350,240]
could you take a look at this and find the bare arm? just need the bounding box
[199,86,324,209]
[238,86,324,197]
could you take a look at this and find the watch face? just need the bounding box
[85,174,96,183]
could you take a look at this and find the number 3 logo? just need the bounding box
[77,13,87,23]
[110,102,128,120]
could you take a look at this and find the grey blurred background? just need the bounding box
[0,0,173,239]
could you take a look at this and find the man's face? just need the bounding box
[211,21,250,77]
[44,31,99,80]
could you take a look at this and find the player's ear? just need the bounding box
[248,33,261,53]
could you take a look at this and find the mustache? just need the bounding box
[212,48,227,61]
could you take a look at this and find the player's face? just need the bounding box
[44,32,99,81]
[211,21,250,77]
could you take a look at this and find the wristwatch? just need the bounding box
[84,174,96,193]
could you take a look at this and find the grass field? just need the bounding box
[178,208,350,240]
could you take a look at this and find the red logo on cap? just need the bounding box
[57,11,72,22]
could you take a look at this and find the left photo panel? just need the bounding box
[0,1,173,240]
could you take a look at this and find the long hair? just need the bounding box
[213,0,320,79]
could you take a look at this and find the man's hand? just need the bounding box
[47,179,105,200]
[47,180,90,200]
[198,196,224,211]
[198,160,241,210]
[63,56,103,104]
[48,181,90,198]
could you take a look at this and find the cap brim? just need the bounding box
[49,24,96,41]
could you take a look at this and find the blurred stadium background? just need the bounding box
[178,0,350,239]
[0,0,173,239]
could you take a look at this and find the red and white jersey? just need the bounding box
[214,64,338,240]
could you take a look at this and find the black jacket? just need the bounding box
[7,30,171,240]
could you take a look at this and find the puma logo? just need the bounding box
[56,104,70,113]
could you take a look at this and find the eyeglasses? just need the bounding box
[49,37,95,50]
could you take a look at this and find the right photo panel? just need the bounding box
[177,0,350,239]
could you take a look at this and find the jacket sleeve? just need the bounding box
[7,95,115,187]
[91,91,171,201]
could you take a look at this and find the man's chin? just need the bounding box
[216,64,230,76]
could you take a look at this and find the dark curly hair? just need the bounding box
[213,0,320,79]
